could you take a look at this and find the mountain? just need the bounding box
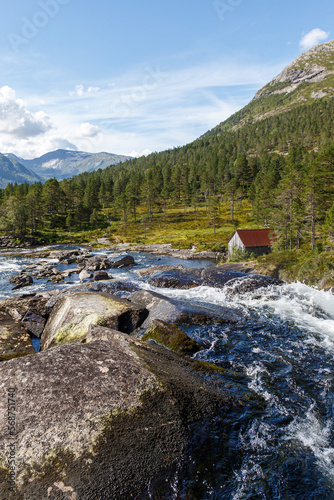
[203,39,334,149]
[0,153,42,188]
[6,150,133,181]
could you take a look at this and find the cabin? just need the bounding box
[228,229,274,257]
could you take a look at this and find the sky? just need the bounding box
[0,0,333,159]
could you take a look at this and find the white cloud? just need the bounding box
[0,58,286,159]
[0,86,52,138]
[299,29,330,51]
[87,86,100,93]
[77,122,101,138]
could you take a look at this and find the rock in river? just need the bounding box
[129,290,243,329]
[0,333,235,499]
[41,292,148,350]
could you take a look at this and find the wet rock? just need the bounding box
[224,275,284,295]
[136,264,186,277]
[79,269,92,281]
[11,275,33,290]
[0,310,35,361]
[45,281,140,313]
[41,292,148,350]
[129,290,243,330]
[201,267,248,288]
[0,335,234,499]
[84,254,113,271]
[94,270,111,281]
[22,312,46,338]
[110,255,136,268]
[1,293,51,319]
[143,319,202,355]
[47,248,90,262]
[146,269,203,289]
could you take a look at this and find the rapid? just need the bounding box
[0,246,333,499]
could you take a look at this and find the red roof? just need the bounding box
[234,229,274,248]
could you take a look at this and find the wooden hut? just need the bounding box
[228,229,274,257]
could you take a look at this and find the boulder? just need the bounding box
[78,269,92,281]
[11,275,33,290]
[93,270,111,281]
[145,269,203,289]
[22,312,46,338]
[110,255,136,268]
[142,319,202,355]
[84,255,113,271]
[44,281,140,313]
[129,290,243,330]
[41,292,148,350]
[0,310,35,361]
[1,293,50,319]
[0,335,236,499]
[201,267,248,288]
[136,264,186,277]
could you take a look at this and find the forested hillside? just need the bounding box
[1,42,334,254]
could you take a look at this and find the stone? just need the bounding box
[11,275,33,290]
[22,312,46,338]
[146,269,203,289]
[136,264,185,277]
[129,290,243,330]
[93,270,111,281]
[84,255,113,271]
[78,269,92,281]
[0,335,236,499]
[201,267,248,288]
[142,319,202,355]
[224,275,284,295]
[41,292,148,350]
[1,293,50,319]
[110,255,136,268]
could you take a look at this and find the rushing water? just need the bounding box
[0,246,334,499]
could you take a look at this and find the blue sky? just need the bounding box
[0,0,333,158]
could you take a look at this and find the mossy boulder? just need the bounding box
[41,292,148,351]
[143,319,201,355]
[0,332,236,499]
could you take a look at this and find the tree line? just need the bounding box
[0,100,333,250]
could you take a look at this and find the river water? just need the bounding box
[0,246,334,499]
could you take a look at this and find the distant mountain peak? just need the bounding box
[5,150,133,181]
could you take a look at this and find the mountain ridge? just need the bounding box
[2,149,133,185]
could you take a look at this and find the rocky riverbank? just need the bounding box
[0,249,280,498]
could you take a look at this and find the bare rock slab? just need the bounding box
[41,292,148,350]
[0,334,235,499]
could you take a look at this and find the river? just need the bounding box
[1,245,333,499]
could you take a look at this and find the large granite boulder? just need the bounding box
[129,290,243,330]
[0,334,236,499]
[41,292,148,350]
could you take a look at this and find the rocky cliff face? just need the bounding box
[254,40,334,101]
